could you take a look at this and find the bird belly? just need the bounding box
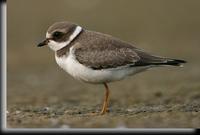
[55,54,149,84]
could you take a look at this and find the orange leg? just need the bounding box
[100,83,110,115]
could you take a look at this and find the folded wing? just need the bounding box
[73,31,186,70]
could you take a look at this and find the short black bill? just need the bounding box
[37,39,49,47]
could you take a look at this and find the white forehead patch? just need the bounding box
[46,32,51,39]
[46,26,82,51]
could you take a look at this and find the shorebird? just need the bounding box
[38,21,186,115]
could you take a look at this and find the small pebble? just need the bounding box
[15,111,21,114]
[44,107,50,111]
[127,109,133,112]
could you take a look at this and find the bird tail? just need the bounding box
[165,59,186,66]
[134,49,187,67]
[152,59,187,67]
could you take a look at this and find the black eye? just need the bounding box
[53,31,63,39]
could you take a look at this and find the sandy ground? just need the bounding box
[7,62,200,128]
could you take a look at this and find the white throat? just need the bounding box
[46,26,82,51]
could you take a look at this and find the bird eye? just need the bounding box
[53,31,63,39]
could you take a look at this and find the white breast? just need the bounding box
[55,47,149,84]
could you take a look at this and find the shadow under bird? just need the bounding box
[38,21,186,115]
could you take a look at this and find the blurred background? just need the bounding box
[7,0,200,128]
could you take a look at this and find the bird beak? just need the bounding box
[37,39,49,47]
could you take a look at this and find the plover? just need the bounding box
[38,21,186,115]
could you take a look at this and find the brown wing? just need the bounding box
[73,40,140,70]
[73,30,172,70]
